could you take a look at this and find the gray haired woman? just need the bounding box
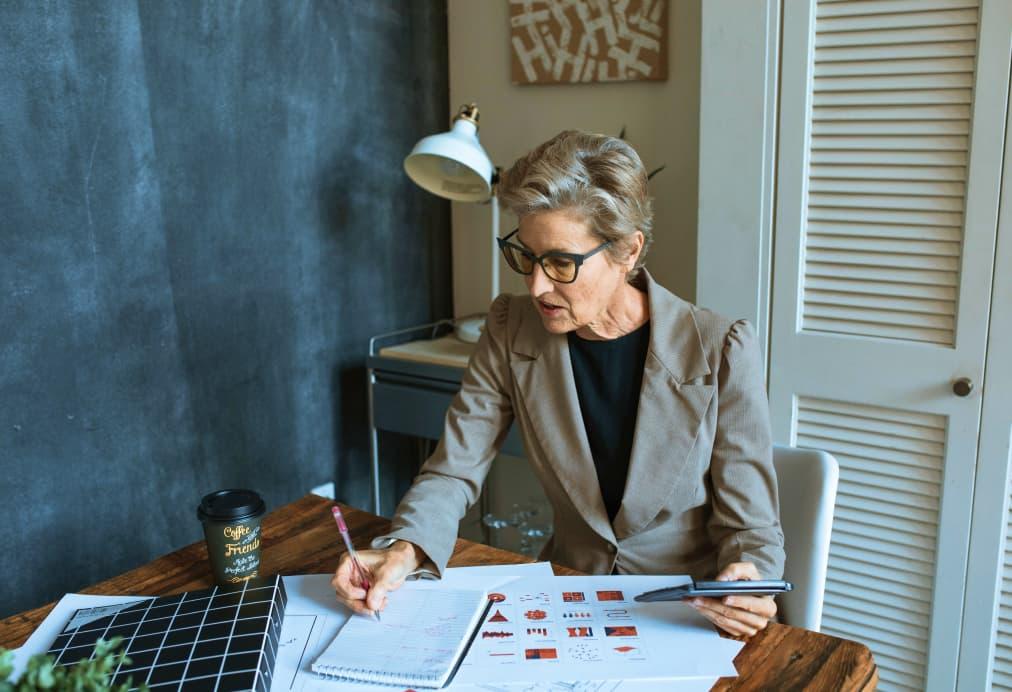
[333,130,785,637]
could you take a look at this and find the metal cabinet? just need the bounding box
[366,321,524,515]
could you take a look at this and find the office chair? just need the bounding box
[773,445,839,632]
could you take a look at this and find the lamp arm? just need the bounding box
[490,190,500,304]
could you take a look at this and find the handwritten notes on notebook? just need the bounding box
[311,586,490,688]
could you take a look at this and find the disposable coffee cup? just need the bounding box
[197,489,266,585]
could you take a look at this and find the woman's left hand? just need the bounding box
[688,561,776,637]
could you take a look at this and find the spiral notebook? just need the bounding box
[311,586,491,688]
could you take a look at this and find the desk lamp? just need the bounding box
[404,103,500,343]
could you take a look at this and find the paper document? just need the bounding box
[452,575,743,685]
[273,567,735,691]
[469,680,718,691]
[273,563,556,691]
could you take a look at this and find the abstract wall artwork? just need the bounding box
[510,0,668,85]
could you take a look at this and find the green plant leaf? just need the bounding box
[34,663,53,689]
[0,649,14,680]
[1,636,147,691]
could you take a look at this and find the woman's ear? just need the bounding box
[626,231,645,270]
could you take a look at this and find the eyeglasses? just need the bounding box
[497,228,612,284]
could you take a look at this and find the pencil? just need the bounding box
[331,506,381,622]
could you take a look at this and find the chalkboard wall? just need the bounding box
[0,2,451,617]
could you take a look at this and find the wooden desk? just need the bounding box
[0,495,877,690]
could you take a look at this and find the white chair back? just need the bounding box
[773,445,839,632]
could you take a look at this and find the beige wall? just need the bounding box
[447,0,701,316]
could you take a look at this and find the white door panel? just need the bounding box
[771,1,1009,689]
[958,32,1012,691]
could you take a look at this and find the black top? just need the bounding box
[567,321,651,522]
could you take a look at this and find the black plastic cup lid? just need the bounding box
[197,489,266,523]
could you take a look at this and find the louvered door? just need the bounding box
[957,5,1012,687]
[770,1,1008,690]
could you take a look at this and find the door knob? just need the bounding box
[953,377,973,397]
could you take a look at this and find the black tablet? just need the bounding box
[634,579,793,602]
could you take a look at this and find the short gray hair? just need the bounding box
[497,130,654,281]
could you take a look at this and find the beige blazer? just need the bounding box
[377,271,785,580]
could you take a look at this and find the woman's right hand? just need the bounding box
[331,540,427,617]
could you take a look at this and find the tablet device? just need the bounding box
[634,579,793,602]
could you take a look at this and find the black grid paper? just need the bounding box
[47,575,287,692]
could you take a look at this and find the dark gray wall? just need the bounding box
[0,1,450,618]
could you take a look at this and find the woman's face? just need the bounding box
[516,211,634,334]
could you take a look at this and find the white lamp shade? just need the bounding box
[403,118,493,202]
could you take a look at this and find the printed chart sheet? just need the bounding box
[453,575,742,685]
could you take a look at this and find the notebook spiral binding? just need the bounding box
[313,667,441,687]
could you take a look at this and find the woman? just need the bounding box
[333,131,785,637]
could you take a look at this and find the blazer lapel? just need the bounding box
[510,306,617,546]
[612,272,715,540]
